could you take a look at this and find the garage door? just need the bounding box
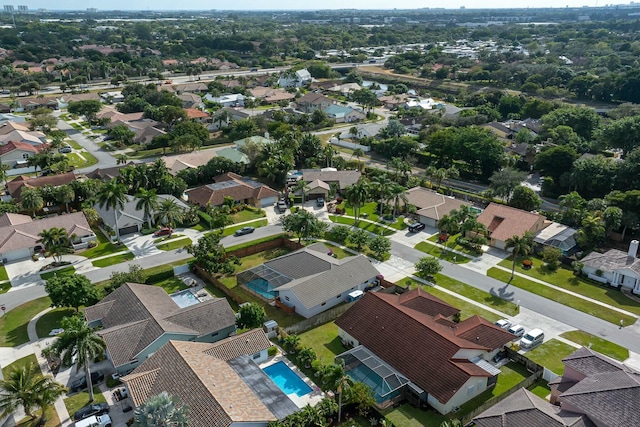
[260,196,276,207]
[118,225,139,236]
[2,248,32,263]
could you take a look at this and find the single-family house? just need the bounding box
[378,94,411,110]
[215,147,250,165]
[208,107,250,131]
[7,172,77,202]
[56,92,102,109]
[0,141,49,169]
[237,243,380,318]
[0,122,32,136]
[335,288,514,413]
[304,179,330,200]
[81,163,136,181]
[580,241,640,293]
[296,93,335,114]
[476,203,546,250]
[160,149,219,175]
[121,332,300,427]
[534,221,579,256]
[176,93,204,110]
[483,122,516,140]
[13,97,58,112]
[184,108,210,123]
[167,82,208,94]
[186,172,278,208]
[339,123,385,139]
[0,212,95,263]
[278,68,312,88]
[234,135,274,151]
[85,283,237,375]
[403,187,472,228]
[0,130,47,146]
[250,87,295,104]
[298,168,362,192]
[323,104,366,123]
[133,125,166,145]
[0,114,26,124]
[93,194,189,237]
[99,91,125,103]
[204,93,245,108]
[326,83,362,95]
[96,106,143,123]
[402,97,437,110]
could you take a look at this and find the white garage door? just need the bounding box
[2,248,32,263]
[260,196,276,207]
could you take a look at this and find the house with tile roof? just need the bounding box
[323,104,366,123]
[580,240,640,293]
[208,107,250,131]
[237,243,380,318]
[296,93,335,113]
[296,169,362,192]
[85,283,237,375]
[0,141,49,168]
[402,187,472,228]
[7,172,77,202]
[476,203,546,250]
[0,212,94,263]
[186,172,278,208]
[215,147,250,165]
[81,163,136,181]
[335,288,515,413]
[278,68,312,88]
[122,331,300,427]
[160,149,219,175]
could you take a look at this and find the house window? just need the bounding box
[285,296,290,301]
[336,294,341,299]
[321,302,326,306]
[467,384,475,395]
[22,153,29,159]
[211,332,219,337]
[477,380,483,390]
[252,353,260,360]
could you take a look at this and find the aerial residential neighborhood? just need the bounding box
[0,4,640,427]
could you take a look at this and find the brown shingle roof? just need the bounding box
[0,140,47,156]
[185,174,277,207]
[403,187,471,222]
[477,203,545,242]
[0,212,92,253]
[301,169,361,190]
[7,172,76,201]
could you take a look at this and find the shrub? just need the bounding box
[268,346,278,357]
[87,240,97,248]
[145,268,174,284]
[330,225,352,243]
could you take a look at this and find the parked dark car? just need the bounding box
[70,371,105,393]
[153,227,173,237]
[316,197,325,207]
[73,402,110,421]
[277,201,287,213]
[408,222,426,233]
[234,226,255,236]
[493,349,508,363]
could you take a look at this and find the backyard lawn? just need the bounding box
[63,386,107,418]
[323,243,355,259]
[525,339,578,375]
[80,229,124,259]
[91,252,135,268]
[498,256,640,316]
[35,307,75,340]
[384,403,446,427]
[298,321,346,364]
[218,248,291,288]
[0,297,52,346]
[152,276,190,294]
[415,241,471,264]
[528,380,551,399]
[157,237,192,251]
[560,330,629,361]
[40,266,75,280]
[487,267,637,325]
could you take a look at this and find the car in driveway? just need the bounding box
[508,324,525,339]
[494,319,511,330]
[70,371,105,393]
[153,227,173,237]
[75,414,112,427]
[73,402,110,421]
[276,201,287,213]
[58,145,72,153]
[234,226,255,236]
[316,197,325,207]
[408,222,426,233]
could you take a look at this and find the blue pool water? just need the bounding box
[171,290,199,308]
[263,361,312,397]
[244,279,276,300]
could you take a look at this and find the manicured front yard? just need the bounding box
[428,233,482,257]
[40,266,75,280]
[80,229,124,259]
[525,339,577,375]
[487,267,637,325]
[433,274,520,316]
[214,219,268,237]
[298,321,346,364]
[66,152,98,169]
[231,208,266,223]
[2,354,38,377]
[63,386,107,418]
[35,307,75,340]
[499,256,640,316]
[91,252,135,267]
[0,264,8,281]
[329,215,395,236]
[0,297,52,346]
[415,241,471,264]
[335,201,408,230]
[560,330,629,361]
[157,237,192,251]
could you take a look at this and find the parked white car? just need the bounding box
[75,414,112,427]
[494,319,511,330]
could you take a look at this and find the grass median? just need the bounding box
[415,241,471,264]
[487,267,636,326]
[560,330,629,361]
[91,252,135,268]
[433,273,519,316]
[157,237,192,251]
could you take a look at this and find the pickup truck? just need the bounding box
[75,414,112,427]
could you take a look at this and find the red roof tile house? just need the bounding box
[335,288,514,414]
[186,172,278,208]
[476,203,546,250]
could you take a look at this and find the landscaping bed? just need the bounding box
[80,229,124,259]
[329,215,395,236]
[156,237,193,251]
[427,233,482,257]
[40,265,76,280]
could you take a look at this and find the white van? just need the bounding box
[520,329,544,349]
[75,414,112,427]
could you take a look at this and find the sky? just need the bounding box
[15,1,612,11]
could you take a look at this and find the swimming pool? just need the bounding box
[170,290,199,308]
[263,361,312,397]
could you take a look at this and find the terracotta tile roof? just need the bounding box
[185,108,210,119]
[160,150,218,175]
[123,336,277,427]
[301,169,361,190]
[0,140,47,156]
[0,121,30,134]
[403,187,471,222]
[477,203,545,242]
[7,172,76,201]
[335,289,513,404]
[85,283,236,368]
[454,315,517,350]
[396,287,460,318]
[185,174,277,207]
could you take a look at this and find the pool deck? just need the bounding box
[260,354,328,408]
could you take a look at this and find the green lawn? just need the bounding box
[35,307,75,340]
[66,152,98,169]
[528,380,551,400]
[40,266,75,280]
[80,229,124,259]
[427,233,483,257]
[64,386,106,418]
[499,256,640,316]
[0,297,52,346]
[525,339,577,375]
[232,208,266,223]
[329,215,395,236]
[433,273,520,316]
[0,282,10,294]
[152,276,189,294]
[213,219,268,237]
[415,241,471,264]
[157,237,192,251]
[66,139,83,150]
[2,354,38,377]
[384,403,446,427]
[398,278,502,322]
[0,265,8,281]
[323,243,354,259]
[487,267,637,326]
[560,330,629,361]
[334,202,407,230]
[298,322,346,364]
[91,252,135,267]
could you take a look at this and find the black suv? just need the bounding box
[73,402,110,421]
[408,222,426,233]
[70,371,105,393]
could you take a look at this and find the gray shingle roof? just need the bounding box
[562,346,624,376]
[301,169,361,190]
[264,246,337,280]
[581,249,640,275]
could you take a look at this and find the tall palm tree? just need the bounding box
[390,184,408,219]
[0,362,66,423]
[20,188,44,218]
[344,179,369,225]
[155,198,185,228]
[116,154,128,165]
[135,188,159,229]
[350,147,364,162]
[292,180,309,205]
[55,184,75,212]
[336,373,353,423]
[38,227,73,264]
[371,175,393,217]
[505,232,534,281]
[97,181,128,241]
[133,392,189,427]
[45,316,105,402]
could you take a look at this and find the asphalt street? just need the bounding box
[56,119,118,173]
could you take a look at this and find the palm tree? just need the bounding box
[390,184,408,219]
[97,181,128,241]
[344,179,369,225]
[45,316,106,402]
[350,147,364,162]
[38,227,73,264]
[133,391,189,427]
[292,180,309,205]
[0,362,66,423]
[155,198,185,228]
[0,163,9,189]
[336,372,353,423]
[371,175,393,217]
[55,184,75,212]
[505,232,534,281]
[20,188,44,218]
[135,188,159,229]
[116,154,128,165]
[349,126,360,141]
